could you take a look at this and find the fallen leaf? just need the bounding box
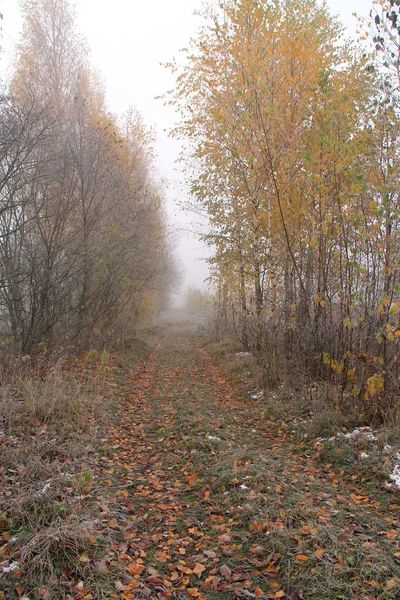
[193,563,206,576]
[79,553,90,563]
[249,520,265,533]
[115,581,125,591]
[95,560,109,574]
[127,563,144,576]
[386,530,398,540]
[219,564,232,579]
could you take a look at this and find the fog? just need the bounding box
[0,0,369,297]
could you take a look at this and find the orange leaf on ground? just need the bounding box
[249,520,264,532]
[295,555,309,561]
[386,530,398,540]
[187,473,199,485]
[127,563,144,576]
[193,563,206,576]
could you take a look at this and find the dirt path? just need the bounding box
[100,323,399,600]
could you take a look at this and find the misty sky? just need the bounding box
[0,0,370,295]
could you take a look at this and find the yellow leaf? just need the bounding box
[295,554,309,561]
[79,552,90,563]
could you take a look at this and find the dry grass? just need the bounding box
[0,359,113,598]
[204,333,400,492]
[19,519,91,580]
[206,337,263,398]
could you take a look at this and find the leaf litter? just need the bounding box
[1,325,399,599]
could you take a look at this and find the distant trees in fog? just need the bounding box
[0,0,177,355]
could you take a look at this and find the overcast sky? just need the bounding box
[0,0,370,294]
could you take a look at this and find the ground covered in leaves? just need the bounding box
[1,323,399,599]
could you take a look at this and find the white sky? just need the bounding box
[0,0,370,295]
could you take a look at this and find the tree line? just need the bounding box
[0,0,177,357]
[168,0,400,422]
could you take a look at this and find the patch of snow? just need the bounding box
[41,480,51,494]
[385,454,400,491]
[337,427,377,441]
[292,417,312,428]
[2,562,19,573]
[250,390,264,400]
[240,484,249,490]
[236,352,252,357]
[383,444,393,454]
[319,426,378,444]
[359,452,369,460]
[386,465,400,490]
[206,435,222,441]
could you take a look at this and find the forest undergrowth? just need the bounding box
[2,322,398,600]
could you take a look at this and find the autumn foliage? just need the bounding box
[0,0,176,358]
[167,0,400,423]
